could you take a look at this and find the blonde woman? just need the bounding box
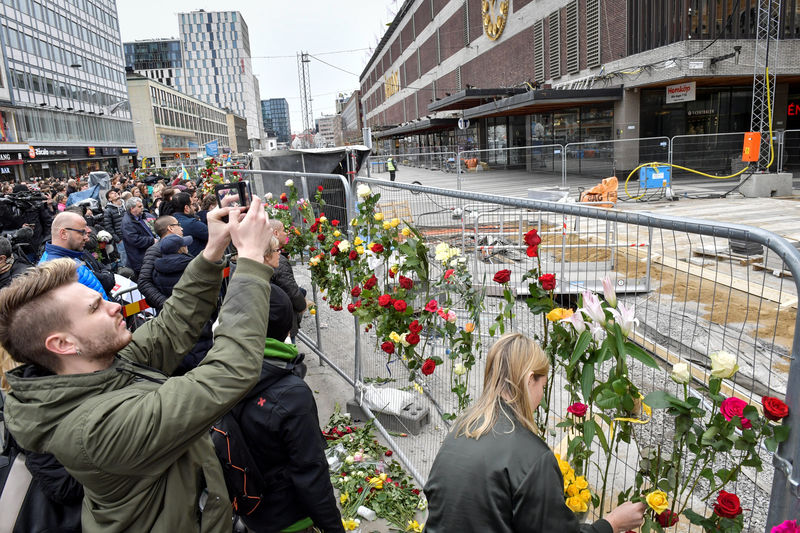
[424,333,645,533]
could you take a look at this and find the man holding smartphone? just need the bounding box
[2,199,274,532]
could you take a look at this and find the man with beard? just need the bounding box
[0,199,275,532]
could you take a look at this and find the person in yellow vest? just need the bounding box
[387,156,397,181]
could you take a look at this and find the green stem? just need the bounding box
[598,421,617,519]
[679,456,711,513]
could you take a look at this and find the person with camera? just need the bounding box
[39,211,115,300]
[2,198,276,532]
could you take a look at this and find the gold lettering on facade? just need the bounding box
[482,0,509,41]
[384,70,400,99]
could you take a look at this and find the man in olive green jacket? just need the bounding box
[1,199,273,532]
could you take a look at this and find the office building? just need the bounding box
[123,39,187,91]
[361,0,800,170]
[0,0,135,179]
[127,72,230,167]
[226,111,248,154]
[341,90,363,144]
[315,114,339,147]
[260,98,291,143]
[178,9,264,148]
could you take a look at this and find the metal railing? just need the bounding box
[366,151,458,177]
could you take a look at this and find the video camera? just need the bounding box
[1,225,34,246]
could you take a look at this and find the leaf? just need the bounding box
[569,331,593,369]
[581,364,595,402]
[556,420,574,429]
[701,426,719,445]
[431,356,443,365]
[594,420,609,452]
[624,341,661,369]
[644,390,680,409]
[583,419,596,448]
[774,424,791,442]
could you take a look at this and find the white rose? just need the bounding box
[285,179,294,187]
[338,240,350,252]
[710,350,738,379]
[454,363,467,376]
[265,192,273,200]
[357,184,372,198]
[671,362,691,384]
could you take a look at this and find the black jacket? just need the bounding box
[153,252,193,297]
[0,258,31,289]
[138,243,167,310]
[424,405,613,533]
[103,202,125,242]
[121,212,156,272]
[272,255,306,336]
[237,350,345,533]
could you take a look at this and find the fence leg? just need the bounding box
[311,282,324,366]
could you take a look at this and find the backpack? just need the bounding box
[210,408,267,517]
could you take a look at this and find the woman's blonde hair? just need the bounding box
[453,332,549,439]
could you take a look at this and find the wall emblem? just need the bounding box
[482,0,509,41]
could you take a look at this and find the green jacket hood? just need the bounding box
[4,358,136,453]
[263,337,298,361]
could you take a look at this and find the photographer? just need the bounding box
[0,184,54,261]
[0,236,30,289]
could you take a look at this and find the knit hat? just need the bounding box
[267,284,294,341]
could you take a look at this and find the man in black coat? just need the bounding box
[235,284,344,533]
[0,236,30,289]
[268,220,308,341]
[121,197,156,274]
[103,189,126,266]
[137,215,184,310]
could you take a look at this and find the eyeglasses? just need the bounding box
[64,227,90,236]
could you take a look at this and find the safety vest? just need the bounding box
[386,159,396,171]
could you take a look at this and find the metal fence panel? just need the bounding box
[780,129,800,175]
[339,177,800,531]
[457,145,565,190]
[366,151,458,178]
[670,132,750,180]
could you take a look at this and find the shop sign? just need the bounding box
[384,70,400,99]
[0,167,11,174]
[788,102,800,117]
[88,147,96,156]
[666,82,696,104]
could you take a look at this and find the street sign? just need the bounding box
[205,140,219,156]
[458,118,470,130]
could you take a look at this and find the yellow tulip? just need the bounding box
[340,493,349,504]
[546,308,574,322]
[310,308,316,315]
[645,490,669,514]
[401,227,411,237]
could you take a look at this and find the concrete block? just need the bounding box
[346,397,430,435]
[738,173,793,198]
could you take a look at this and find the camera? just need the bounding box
[215,182,251,209]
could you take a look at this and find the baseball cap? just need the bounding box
[160,234,193,255]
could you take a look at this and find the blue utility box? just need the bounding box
[639,165,671,189]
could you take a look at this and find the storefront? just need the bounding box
[20,145,136,179]
[0,145,26,181]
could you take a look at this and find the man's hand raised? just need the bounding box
[203,205,234,262]
[228,196,270,262]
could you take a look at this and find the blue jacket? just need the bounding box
[39,243,110,300]
[121,212,156,272]
[153,252,193,297]
[174,213,208,257]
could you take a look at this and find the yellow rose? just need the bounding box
[353,236,363,246]
[309,308,316,315]
[579,489,592,503]
[351,218,359,226]
[574,476,589,490]
[389,331,401,343]
[383,221,392,230]
[340,492,349,504]
[566,484,580,497]
[566,496,588,513]
[342,518,360,530]
[374,212,384,221]
[406,520,423,533]
[319,216,328,223]
[646,490,669,514]
[546,308,574,322]
[390,217,400,227]
[464,322,475,333]
[390,265,399,274]
[333,230,341,237]
[557,460,571,475]
[401,227,411,236]
[356,245,365,255]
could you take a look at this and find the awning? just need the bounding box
[427,88,527,112]
[463,88,624,119]
[374,118,459,139]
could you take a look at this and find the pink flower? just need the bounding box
[772,520,800,533]
[567,402,588,417]
[720,397,752,429]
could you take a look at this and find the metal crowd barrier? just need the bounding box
[293,176,799,530]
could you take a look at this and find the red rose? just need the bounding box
[317,185,324,192]
[351,286,362,297]
[409,320,423,334]
[539,273,556,291]
[371,243,384,253]
[566,402,588,417]
[444,269,455,280]
[280,193,288,202]
[656,510,679,527]
[310,223,318,232]
[493,269,511,284]
[349,250,358,260]
[385,450,393,457]
[412,489,420,495]
[763,396,789,421]
[524,229,542,247]
[424,300,438,312]
[381,341,395,354]
[526,245,538,257]
[355,300,362,308]
[357,487,363,494]
[388,269,395,278]
[330,246,339,256]
[713,491,742,518]
[421,358,436,375]
[347,303,356,313]
[378,294,393,307]
[393,299,407,312]
[364,275,378,290]
[331,219,340,226]
[317,233,325,242]
[720,397,752,429]
[399,275,414,289]
[406,332,420,345]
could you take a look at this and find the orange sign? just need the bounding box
[88,146,96,156]
[741,132,761,162]
[28,146,35,158]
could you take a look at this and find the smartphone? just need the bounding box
[215,182,251,209]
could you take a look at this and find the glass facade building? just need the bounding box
[123,39,186,91]
[179,10,263,145]
[0,0,135,179]
[260,98,291,143]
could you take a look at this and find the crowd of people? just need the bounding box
[0,171,647,532]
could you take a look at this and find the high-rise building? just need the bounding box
[0,0,136,179]
[123,39,187,91]
[315,114,339,147]
[260,98,291,144]
[178,9,264,148]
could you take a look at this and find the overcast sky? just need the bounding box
[117,0,398,133]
